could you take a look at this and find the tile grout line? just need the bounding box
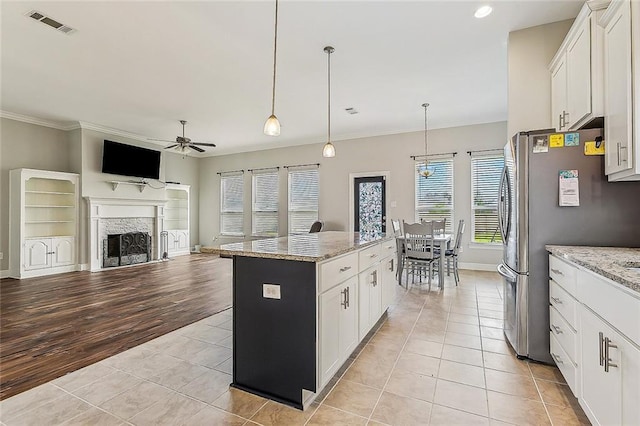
[529,362,555,425]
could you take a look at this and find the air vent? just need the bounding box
[25,10,76,35]
[345,107,359,115]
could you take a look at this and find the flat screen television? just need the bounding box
[101,140,161,180]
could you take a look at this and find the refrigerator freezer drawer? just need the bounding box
[549,255,577,295]
[550,332,578,396]
[550,305,578,364]
[549,280,578,331]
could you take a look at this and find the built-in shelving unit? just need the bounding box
[163,184,190,256]
[9,169,80,278]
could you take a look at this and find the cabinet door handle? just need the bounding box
[388,259,394,271]
[341,288,347,309]
[617,143,622,166]
[551,352,564,364]
[346,286,350,308]
[563,111,569,127]
[46,251,55,255]
[599,332,605,367]
[558,114,563,130]
[550,296,563,304]
[339,266,352,273]
[371,270,378,286]
[550,268,563,276]
[604,337,618,372]
[620,144,628,163]
[551,324,562,334]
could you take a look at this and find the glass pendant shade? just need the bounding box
[263,114,281,136]
[322,141,336,158]
[178,145,191,154]
[418,163,435,177]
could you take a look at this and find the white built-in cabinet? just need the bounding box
[9,169,80,279]
[318,239,397,388]
[548,254,640,426]
[164,184,190,256]
[601,0,640,180]
[549,1,608,131]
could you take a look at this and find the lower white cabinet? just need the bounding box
[24,237,75,272]
[381,255,397,312]
[167,230,190,256]
[319,275,358,387]
[358,265,382,341]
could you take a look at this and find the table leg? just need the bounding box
[439,240,446,288]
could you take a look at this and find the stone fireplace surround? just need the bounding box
[86,197,166,272]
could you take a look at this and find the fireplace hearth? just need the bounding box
[103,232,151,267]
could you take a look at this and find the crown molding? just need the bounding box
[77,121,150,143]
[0,110,77,131]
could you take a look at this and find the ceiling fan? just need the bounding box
[150,120,216,153]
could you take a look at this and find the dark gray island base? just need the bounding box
[231,256,316,409]
[214,231,397,410]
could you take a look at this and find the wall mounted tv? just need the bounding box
[101,140,161,180]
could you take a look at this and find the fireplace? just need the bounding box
[103,232,151,267]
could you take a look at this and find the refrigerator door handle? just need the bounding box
[497,262,518,281]
[497,166,510,243]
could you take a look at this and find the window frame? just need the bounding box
[414,157,454,233]
[470,153,505,245]
[219,172,245,237]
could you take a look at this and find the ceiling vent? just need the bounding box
[345,107,359,115]
[25,10,76,35]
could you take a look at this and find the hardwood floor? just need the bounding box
[0,254,232,400]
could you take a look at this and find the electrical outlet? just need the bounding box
[263,283,281,299]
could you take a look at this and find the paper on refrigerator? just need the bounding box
[559,170,579,207]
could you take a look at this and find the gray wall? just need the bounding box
[200,121,507,267]
[0,117,73,271]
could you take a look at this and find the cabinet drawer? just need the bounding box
[550,332,578,396]
[549,255,577,295]
[550,305,578,364]
[359,243,382,271]
[549,280,578,330]
[380,239,397,256]
[319,252,358,293]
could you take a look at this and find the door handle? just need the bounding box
[551,324,562,334]
[341,288,347,309]
[604,336,618,372]
[497,263,517,281]
[599,332,605,366]
[559,114,564,130]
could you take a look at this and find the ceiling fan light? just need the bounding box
[263,114,281,136]
[178,145,191,154]
[322,141,335,158]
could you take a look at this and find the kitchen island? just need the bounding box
[212,231,397,409]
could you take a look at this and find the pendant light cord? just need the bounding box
[270,0,279,115]
[327,48,331,143]
[423,102,430,158]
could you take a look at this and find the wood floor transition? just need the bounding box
[0,254,232,400]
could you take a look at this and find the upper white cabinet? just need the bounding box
[9,169,80,279]
[549,1,609,131]
[601,0,640,180]
[164,184,190,255]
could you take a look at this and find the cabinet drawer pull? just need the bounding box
[550,268,564,276]
[369,253,378,258]
[551,324,562,334]
[550,296,563,304]
[339,266,352,273]
[604,337,618,372]
[46,251,55,255]
[551,352,564,364]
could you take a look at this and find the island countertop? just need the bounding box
[206,231,391,262]
[546,245,640,294]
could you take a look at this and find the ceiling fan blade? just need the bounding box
[191,142,217,147]
[191,145,206,153]
[149,138,176,143]
[164,144,179,150]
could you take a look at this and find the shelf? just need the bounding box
[26,235,75,239]
[25,220,75,224]
[26,205,75,208]
[25,190,75,195]
[109,181,147,192]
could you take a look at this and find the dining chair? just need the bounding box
[391,219,405,283]
[403,221,440,291]
[444,219,465,285]
[309,220,324,233]
[421,217,446,235]
[391,218,402,237]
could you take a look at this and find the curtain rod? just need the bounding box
[283,163,320,169]
[466,148,503,155]
[247,166,280,173]
[217,169,244,175]
[410,151,457,160]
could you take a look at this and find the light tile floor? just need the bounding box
[0,270,591,425]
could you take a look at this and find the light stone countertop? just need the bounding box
[546,245,640,294]
[202,231,391,262]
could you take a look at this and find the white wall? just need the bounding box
[200,121,507,267]
[507,19,573,137]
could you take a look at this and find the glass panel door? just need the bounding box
[354,176,386,235]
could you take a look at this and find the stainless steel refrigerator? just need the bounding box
[497,128,640,363]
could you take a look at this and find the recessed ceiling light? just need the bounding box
[474,5,493,19]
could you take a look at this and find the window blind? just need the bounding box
[288,168,319,234]
[252,170,279,236]
[471,155,504,243]
[220,173,244,236]
[415,158,454,233]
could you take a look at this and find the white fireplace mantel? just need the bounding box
[85,197,167,271]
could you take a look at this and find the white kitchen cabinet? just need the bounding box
[381,255,397,312]
[549,1,608,131]
[164,184,191,255]
[358,265,381,341]
[601,0,640,180]
[9,169,80,279]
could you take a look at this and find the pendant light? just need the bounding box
[419,102,436,178]
[263,0,281,136]
[322,46,336,158]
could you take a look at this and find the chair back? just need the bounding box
[309,220,323,233]
[391,219,402,237]
[421,218,446,236]
[403,221,437,260]
[452,220,465,254]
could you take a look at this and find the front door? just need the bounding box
[354,176,386,234]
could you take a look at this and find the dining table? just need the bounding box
[396,233,452,289]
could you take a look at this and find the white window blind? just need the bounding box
[288,168,319,234]
[252,170,279,236]
[471,155,504,244]
[220,173,244,236]
[415,158,454,233]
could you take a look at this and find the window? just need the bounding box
[471,154,505,244]
[252,169,279,236]
[288,168,319,234]
[415,158,454,233]
[220,173,244,236]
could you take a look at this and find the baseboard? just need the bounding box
[0,269,9,279]
[459,262,499,272]
[79,263,90,271]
